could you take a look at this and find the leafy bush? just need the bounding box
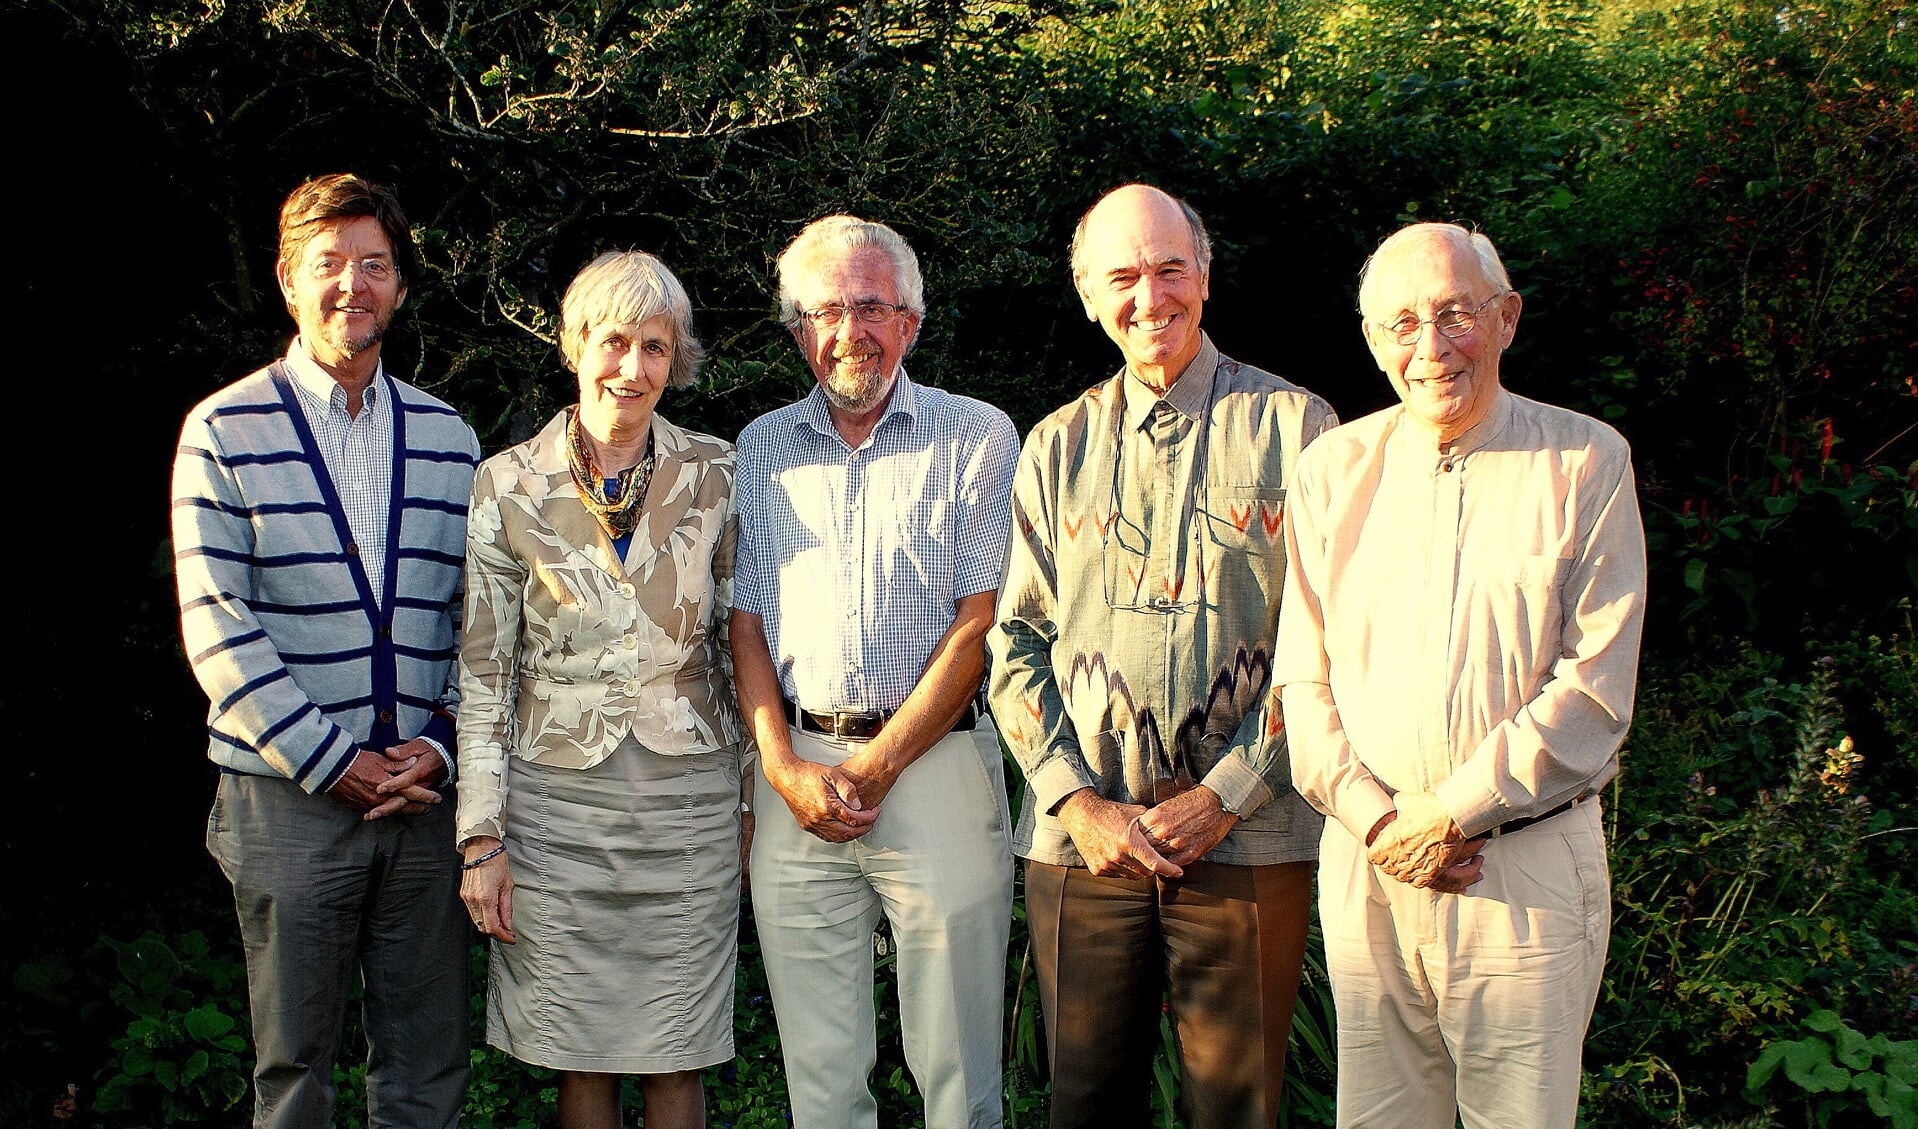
[1747,1009,1918,1127]
[89,931,251,1125]
[1587,632,1918,1125]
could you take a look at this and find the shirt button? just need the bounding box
[619,583,637,599]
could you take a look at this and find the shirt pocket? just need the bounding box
[1203,485,1286,558]
[1473,554,1574,663]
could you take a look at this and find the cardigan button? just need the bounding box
[345,542,361,557]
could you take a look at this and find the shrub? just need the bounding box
[1586,632,1918,1125]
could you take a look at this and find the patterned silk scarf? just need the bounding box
[565,407,656,539]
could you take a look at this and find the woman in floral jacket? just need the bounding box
[454,250,748,1129]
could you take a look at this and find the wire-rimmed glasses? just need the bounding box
[796,302,912,329]
[306,255,396,283]
[1373,292,1509,346]
[1101,390,1216,615]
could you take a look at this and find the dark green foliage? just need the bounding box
[88,933,252,1125]
[1747,1010,1918,1128]
[1588,632,1918,1125]
[4,0,1915,1125]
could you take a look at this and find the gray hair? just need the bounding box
[775,215,926,328]
[559,250,704,388]
[1356,222,1512,313]
[1068,185,1214,291]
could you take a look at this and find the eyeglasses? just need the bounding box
[1374,293,1508,346]
[307,256,396,283]
[1102,391,1217,616]
[796,302,911,329]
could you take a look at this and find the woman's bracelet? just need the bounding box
[461,844,506,870]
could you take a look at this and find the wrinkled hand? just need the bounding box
[1368,792,1486,890]
[837,746,904,815]
[1136,786,1238,867]
[460,837,516,943]
[365,739,449,819]
[330,744,443,818]
[1057,791,1183,880]
[766,755,878,843]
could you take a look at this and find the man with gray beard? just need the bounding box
[730,214,1021,1128]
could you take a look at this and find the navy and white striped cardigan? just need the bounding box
[172,361,481,793]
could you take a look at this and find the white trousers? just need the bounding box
[751,721,1015,1129]
[1319,798,1610,1129]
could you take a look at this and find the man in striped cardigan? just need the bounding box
[172,173,481,1129]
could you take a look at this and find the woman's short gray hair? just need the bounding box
[559,250,705,388]
[774,215,925,328]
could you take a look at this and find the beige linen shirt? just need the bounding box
[1275,388,1646,843]
[455,408,744,845]
[992,336,1339,867]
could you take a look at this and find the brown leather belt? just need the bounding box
[784,698,982,741]
[1488,793,1592,838]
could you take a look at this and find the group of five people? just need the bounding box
[172,171,1645,1129]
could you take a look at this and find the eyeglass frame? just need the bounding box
[1101,378,1219,615]
[1371,291,1510,346]
[304,254,398,283]
[794,301,914,329]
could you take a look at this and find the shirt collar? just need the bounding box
[796,366,919,439]
[284,337,384,412]
[1440,386,1514,460]
[1121,334,1219,432]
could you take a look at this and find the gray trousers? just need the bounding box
[207,772,470,1129]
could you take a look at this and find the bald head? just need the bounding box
[1070,184,1214,390]
[1358,223,1510,317]
[1070,185,1212,294]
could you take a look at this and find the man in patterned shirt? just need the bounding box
[988,183,1337,1128]
[730,214,1020,1129]
[172,173,479,1128]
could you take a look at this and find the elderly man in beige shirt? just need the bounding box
[1275,222,1647,1129]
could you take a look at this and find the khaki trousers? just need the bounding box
[750,722,1015,1129]
[1319,799,1610,1129]
[1024,857,1314,1129]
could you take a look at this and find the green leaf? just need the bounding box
[1783,1039,1850,1093]
[182,1048,209,1083]
[1749,1041,1790,1089]
[1834,1022,1874,1070]
[184,1003,235,1041]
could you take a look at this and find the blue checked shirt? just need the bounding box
[284,341,394,601]
[735,370,1019,713]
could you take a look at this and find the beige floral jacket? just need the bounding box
[454,408,744,845]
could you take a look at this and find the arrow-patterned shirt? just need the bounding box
[989,335,1338,867]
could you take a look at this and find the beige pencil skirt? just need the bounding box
[486,734,741,1073]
